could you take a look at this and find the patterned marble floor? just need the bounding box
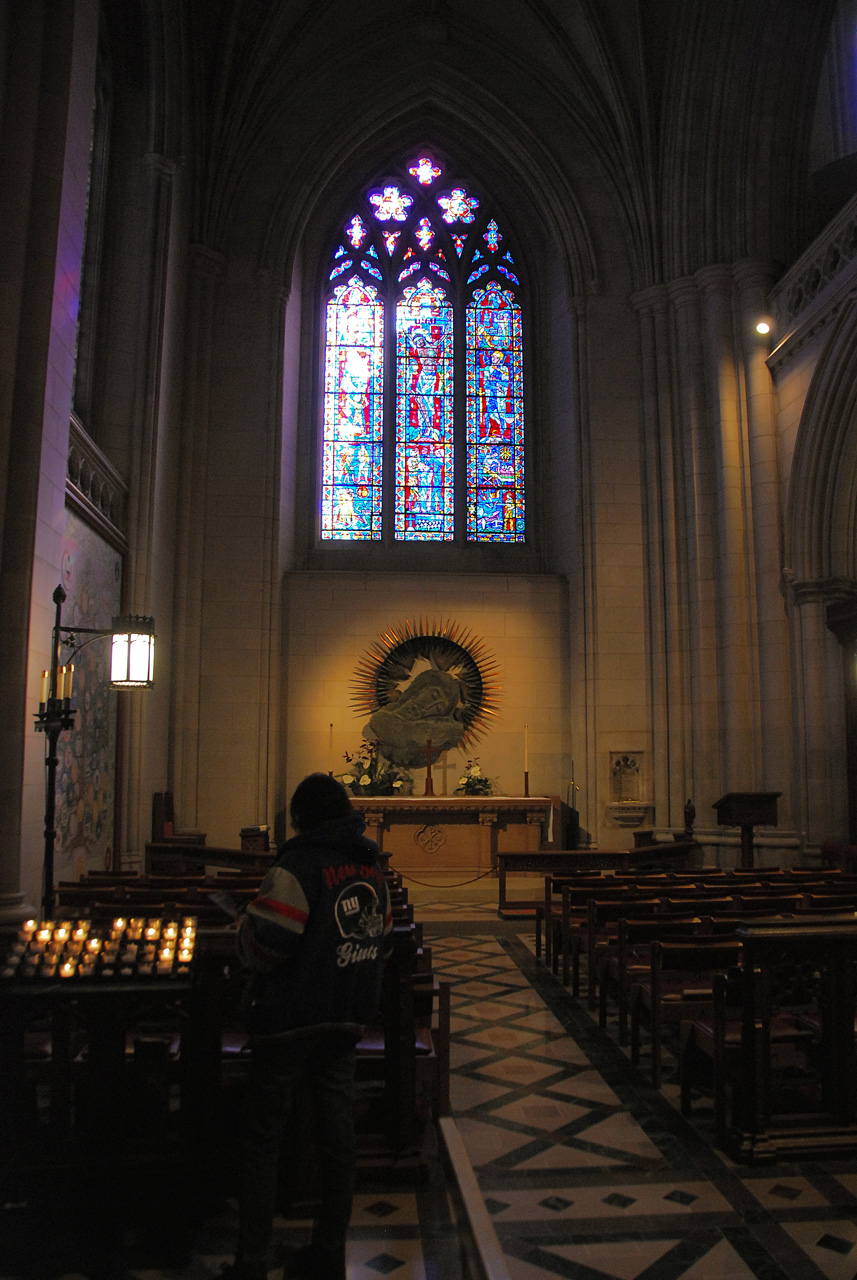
[431,928,857,1280]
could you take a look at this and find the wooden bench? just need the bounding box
[679,916,857,1158]
[497,840,697,915]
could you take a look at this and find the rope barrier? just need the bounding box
[386,864,497,890]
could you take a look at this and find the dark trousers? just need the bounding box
[237,1028,358,1271]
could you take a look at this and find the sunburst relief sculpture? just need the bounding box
[351,618,501,768]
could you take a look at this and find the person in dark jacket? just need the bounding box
[223,773,392,1280]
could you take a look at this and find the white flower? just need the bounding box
[458,775,468,786]
[360,774,371,786]
[392,779,403,789]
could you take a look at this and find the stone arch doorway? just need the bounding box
[786,294,857,843]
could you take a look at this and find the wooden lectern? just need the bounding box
[712,791,781,869]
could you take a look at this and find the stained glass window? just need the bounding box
[321,154,526,545]
[466,281,525,542]
[321,278,384,539]
[395,279,454,540]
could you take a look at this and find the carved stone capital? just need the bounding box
[789,575,857,608]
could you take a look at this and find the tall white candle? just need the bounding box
[524,723,529,772]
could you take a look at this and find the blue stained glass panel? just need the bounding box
[329,259,352,280]
[361,259,383,280]
[484,219,501,251]
[467,264,489,284]
[321,277,384,539]
[398,260,421,282]
[451,234,467,256]
[466,281,525,541]
[395,279,454,540]
[497,263,520,285]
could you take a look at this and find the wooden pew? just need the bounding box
[355,924,451,1152]
[630,936,744,1088]
[679,916,857,1158]
[498,840,697,915]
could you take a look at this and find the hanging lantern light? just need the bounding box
[110,615,156,688]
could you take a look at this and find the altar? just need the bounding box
[350,795,562,871]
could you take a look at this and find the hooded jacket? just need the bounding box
[236,810,393,1043]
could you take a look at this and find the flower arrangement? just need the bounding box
[340,739,413,796]
[455,758,495,796]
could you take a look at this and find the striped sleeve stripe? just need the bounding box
[253,895,308,926]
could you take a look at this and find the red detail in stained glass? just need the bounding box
[383,231,400,255]
[438,187,479,224]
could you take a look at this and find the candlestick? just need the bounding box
[39,670,48,704]
[523,769,530,798]
[424,738,435,796]
[329,722,334,776]
[524,723,529,773]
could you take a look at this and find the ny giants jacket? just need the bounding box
[236,811,393,1044]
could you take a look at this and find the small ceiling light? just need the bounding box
[756,320,771,335]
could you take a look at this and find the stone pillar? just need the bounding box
[119,151,176,856]
[669,275,721,818]
[698,265,757,789]
[735,261,792,816]
[171,244,225,829]
[826,593,857,843]
[634,283,689,830]
[788,579,850,848]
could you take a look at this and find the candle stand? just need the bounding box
[33,584,155,917]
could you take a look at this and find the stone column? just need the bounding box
[633,283,689,830]
[735,261,792,817]
[698,265,757,789]
[787,578,850,849]
[171,244,225,829]
[669,275,721,818]
[119,151,175,856]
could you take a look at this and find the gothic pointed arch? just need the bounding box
[786,293,857,586]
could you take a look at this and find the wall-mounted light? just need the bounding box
[34,583,156,914]
[110,616,156,688]
[755,320,771,335]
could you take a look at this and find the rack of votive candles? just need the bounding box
[1,916,197,980]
